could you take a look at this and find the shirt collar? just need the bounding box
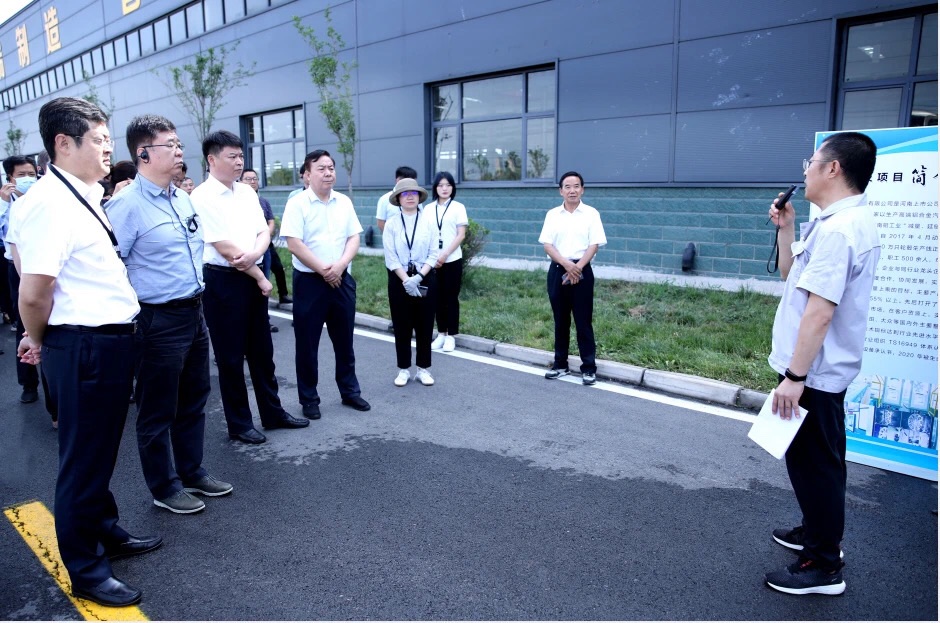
[204,173,235,195]
[50,163,104,207]
[306,187,336,206]
[136,172,176,198]
[815,193,866,221]
[558,201,586,214]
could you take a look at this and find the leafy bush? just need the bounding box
[460,218,490,288]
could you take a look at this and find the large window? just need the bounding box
[430,67,556,183]
[838,8,937,129]
[242,108,305,188]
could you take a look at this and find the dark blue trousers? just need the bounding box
[43,324,135,589]
[785,379,848,571]
[547,262,597,374]
[292,270,361,407]
[202,266,285,433]
[134,303,210,500]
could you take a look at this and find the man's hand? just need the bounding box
[256,276,273,297]
[768,192,796,229]
[772,378,804,420]
[321,263,345,288]
[1,182,21,202]
[231,251,258,271]
[17,334,41,365]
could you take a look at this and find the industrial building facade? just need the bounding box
[0,0,936,278]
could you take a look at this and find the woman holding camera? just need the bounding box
[383,178,439,387]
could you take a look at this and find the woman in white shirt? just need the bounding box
[383,178,439,386]
[428,172,468,353]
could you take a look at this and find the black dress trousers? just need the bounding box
[546,262,597,374]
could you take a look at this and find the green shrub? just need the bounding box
[460,218,490,288]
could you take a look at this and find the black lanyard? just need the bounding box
[435,199,452,250]
[49,165,120,252]
[400,210,420,257]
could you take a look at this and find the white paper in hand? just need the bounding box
[747,389,809,460]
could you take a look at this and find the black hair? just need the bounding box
[303,149,333,173]
[395,165,418,180]
[125,114,176,162]
[431,171,457,201]
[558,171,584,187]
[39,97,109,163]
[202,130,243,161]
[241,168,258,178]
[3,155,37,178]
[820,131,877,193]
[110,160,138,186]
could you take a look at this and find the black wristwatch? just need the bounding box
[784,368,807,383]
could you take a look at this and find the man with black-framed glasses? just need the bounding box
[107,114,231,516]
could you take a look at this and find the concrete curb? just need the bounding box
[283,305,766,412]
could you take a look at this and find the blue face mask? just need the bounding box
[15,176,37,194]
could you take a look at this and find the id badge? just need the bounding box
[438,238,443,249]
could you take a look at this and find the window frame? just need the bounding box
[835,7,938,130]
[428,65,558,186]
[241,106,306,189]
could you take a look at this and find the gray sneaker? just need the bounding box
[582,372,597,385]
[545,368,569,380]
[184,474,234,497]
[154,490,206,514]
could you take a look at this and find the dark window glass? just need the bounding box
[73,58,85,81]
[82,53,93,76]
[63,61,75,85]
[844,18,915,83]
[462,75,522,119]
[55,65,65,87]
[186,4,205,37]
[526,118,554,179]
[140,25,155,55]
[102,42,116,70]
[170,10,186,44]
[154,18,170,50]
[92,47,104,73]
[910,81,938,126]
[247,116,262,143]
[247,0,269,14]
[917,14,938,75]
[527,70,555,113]
[243,107,305,186]
[264,142,296,186]
[115,37,128,65]
[842,88,903,129]
[462,119,522,181]
[293,109,304,138]
[127,32,141,61]
[224,0,246,22]
[433,126,458,176]
[262,110,292,141]
[432,84,458,122]
[205,0,224,31]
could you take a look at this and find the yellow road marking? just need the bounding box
[4,501,148,621]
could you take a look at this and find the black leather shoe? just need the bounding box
[263,413,309,430]
[341,396,371,411]
[105,534,163,560]
[302,404,321,420]
[72,576,142,607]
[228,428,266,444]
[20,388,39,403]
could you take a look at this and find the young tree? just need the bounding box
[154,44,255,155]
[4,121,26,156]
[293,9,357,195]
[81,72,115,118]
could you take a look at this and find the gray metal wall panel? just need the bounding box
[677,21,831,112]
[359,85,423,139]
[674,104,825,182]
[359,135,425,186]
[1,1,46,83]
[102,0,189,41]
[678,0,914,40]
[558,115,672,183]
[559,45,673,122]
[358,0,674,94]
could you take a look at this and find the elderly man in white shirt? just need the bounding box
[763,131,881,597]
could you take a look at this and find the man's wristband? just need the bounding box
[784,368,807,383]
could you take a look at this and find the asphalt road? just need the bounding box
[0,312,937,620]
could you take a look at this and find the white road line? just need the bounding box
[267,310,756,424]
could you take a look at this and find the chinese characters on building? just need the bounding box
[44,7,61,54]
[15,25,28,68]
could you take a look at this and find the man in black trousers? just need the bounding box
[240,168,291,308]
[189,131,308,444]
[13,97,160,607]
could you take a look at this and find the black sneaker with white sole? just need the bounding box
[765,558,846,596]
[773,525,844,559]
[545,368,569,380]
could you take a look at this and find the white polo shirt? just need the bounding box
[190,175,267,267]
[428,199,469,263]
[538,202,607,260]
[376,190,399,223]
[769,193,882,393]
[13,164,139,326]
[280,187,363,273]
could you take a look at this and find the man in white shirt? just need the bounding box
[281,149,370,418]
[13,97,159,608]
[190,130,308,445]
[764,131,881,596]
[538,171,607,386]
[375,165,417,232]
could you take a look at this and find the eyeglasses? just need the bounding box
[241,176,259,182]
[144,141,185,151]
[803,158,834,172]
[185,214,199,234]
[71,135,115,149]
[400,191,420,197]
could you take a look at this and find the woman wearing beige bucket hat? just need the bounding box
[382,178,439,387]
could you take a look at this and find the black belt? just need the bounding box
[53,322,137,335]
[140,292,202,309]
[203,263,239,273]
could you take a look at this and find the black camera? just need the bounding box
[406,261,418,276]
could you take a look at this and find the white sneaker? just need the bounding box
[415,367,435,386]
[442,335,456,352]
[394,369,410,387]
[431,334,446,350]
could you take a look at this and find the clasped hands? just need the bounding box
[17,332,41,366]
[403,273,423,297]
[563,260,582,285]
